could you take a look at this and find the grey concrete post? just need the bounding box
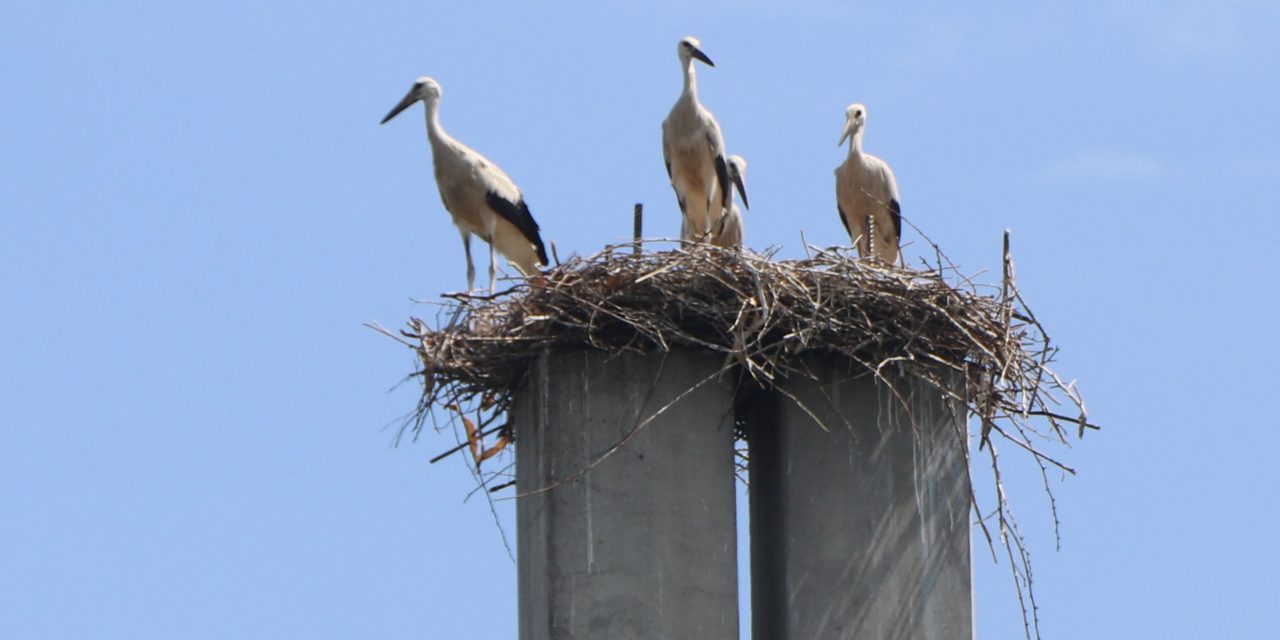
[747,359,972,639]
[513,349,738,640]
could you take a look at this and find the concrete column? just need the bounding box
[747,359,971,639]
[513,349,738,640]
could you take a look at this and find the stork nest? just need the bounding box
[386,240,1090,451]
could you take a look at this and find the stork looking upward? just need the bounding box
[381,77,548,292]
[662,37,733,243]
[709,154,749,249]
[835,103,902,265]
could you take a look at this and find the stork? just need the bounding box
[834,103,902,265]
[709,154,749,249]
[662,37,733,243]
[381,77,549,292]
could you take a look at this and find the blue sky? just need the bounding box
[3,1,1279,638]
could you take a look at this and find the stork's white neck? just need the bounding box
[847,129,865,157]
[681,58,698,98]
[422,99,450,145]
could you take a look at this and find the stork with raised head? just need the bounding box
[662,37,733,243]
[381,77,548,292]
[709,154,749,249]
[835,103,902,265]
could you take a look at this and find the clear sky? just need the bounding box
[3,1,1279,638]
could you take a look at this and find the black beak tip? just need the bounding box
[732,177,748,209]
[381,94,418,126]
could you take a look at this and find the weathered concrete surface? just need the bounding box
[514,349,738,640]
[747,361,972,640]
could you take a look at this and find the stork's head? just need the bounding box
[380,76,443,125]
[677,37,714,68]
[838,103,868,146]
[727,154,749,210]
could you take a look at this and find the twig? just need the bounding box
[633,203,643,256]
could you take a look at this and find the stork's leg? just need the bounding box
[488,241,496,293]
[461,231,476,291]
[486,219,497,293]
[677,196,691,244]
[704,184,715,242]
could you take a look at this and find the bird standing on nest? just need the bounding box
[835,103,902,265]
[662,37,734,244]
[381,77,549,292]
[709,154,749,249]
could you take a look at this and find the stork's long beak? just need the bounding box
[690,45,715,67]
[380,90,419,125]
[731,169,749,210]
[838,119,855,146]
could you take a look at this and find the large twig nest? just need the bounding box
[393,241,1088,449]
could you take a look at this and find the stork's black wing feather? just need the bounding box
[705,128,733,210]
[889,199,902,240]
[485,191,549,266]
[837,204,852,238]
[713,153,731,209]
[662,132,673,180]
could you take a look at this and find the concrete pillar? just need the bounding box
[513,349,738,640]
[747,359,971,639]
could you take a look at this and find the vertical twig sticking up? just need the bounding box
[633,203,643,256]
[1002,230,1012,304]
[981,229,1014,450]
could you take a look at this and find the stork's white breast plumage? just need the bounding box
[381,77,547,291]
[662,36,732,242]
[834,103,902,265]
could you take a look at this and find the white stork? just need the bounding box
[709,154,749,249]
[834,103,902,265]
[381,77,548,291]
[662,37,733,243]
